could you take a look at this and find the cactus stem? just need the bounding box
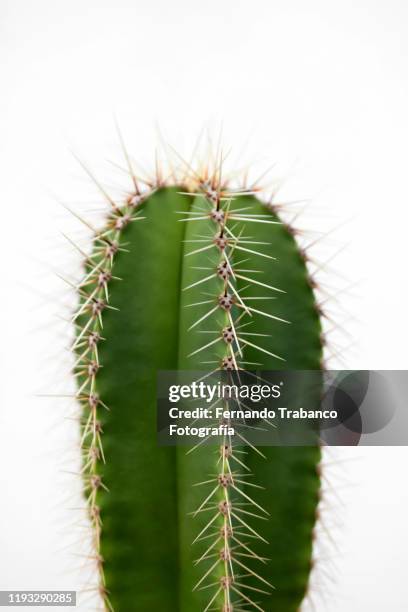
[70,146,324,610]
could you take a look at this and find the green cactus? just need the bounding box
[72,153,322,612]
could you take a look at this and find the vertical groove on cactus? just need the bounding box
[72,151,323,612]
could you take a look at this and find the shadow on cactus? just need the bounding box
[72,146,323,612]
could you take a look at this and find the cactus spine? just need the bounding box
[72,149,322,611]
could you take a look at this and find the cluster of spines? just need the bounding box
[179,167,291,611]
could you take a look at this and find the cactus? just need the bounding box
[72,150,322,612]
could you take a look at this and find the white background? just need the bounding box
[1,1,408,610]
